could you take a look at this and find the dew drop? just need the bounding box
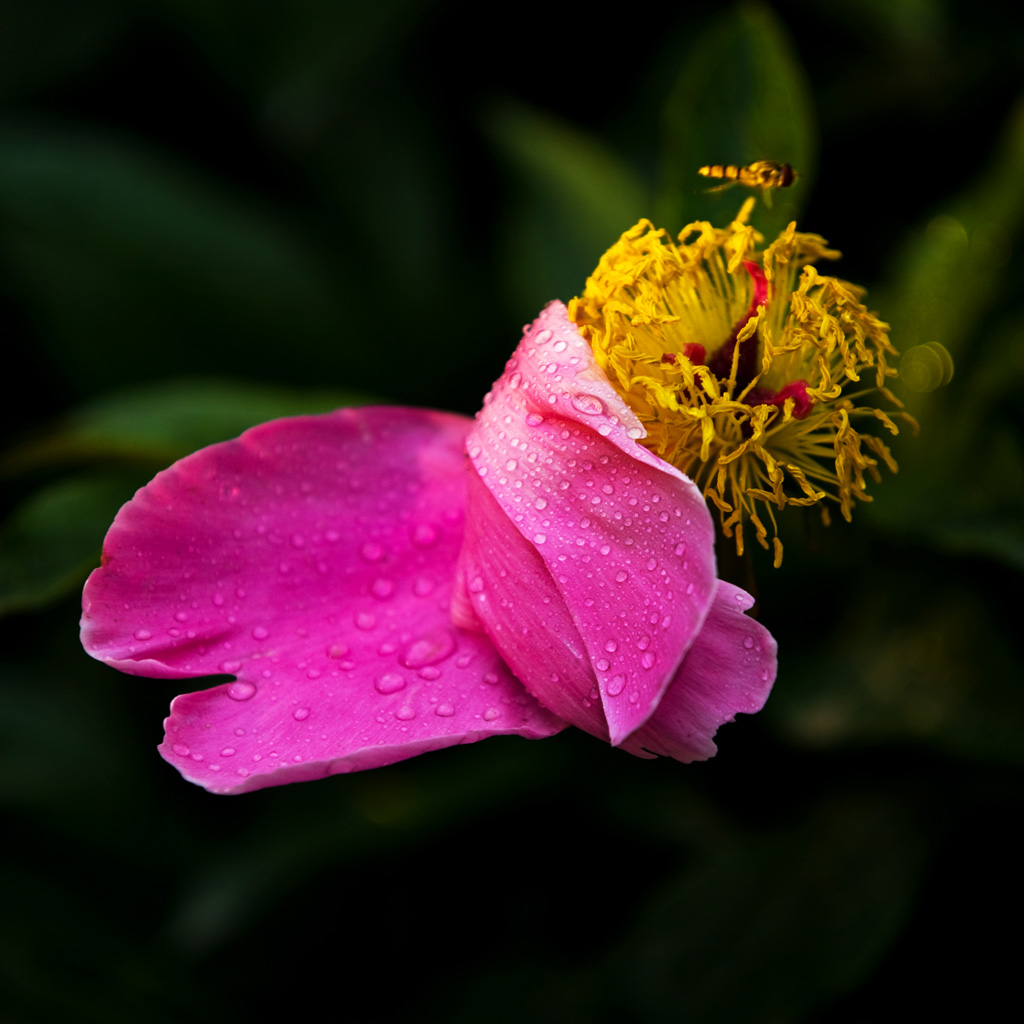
[483,708,501,721]
[292,707,310,721]
[134,628,152,641]
[743,636,755,649]
[412,523,437,546]
[371,577,394,599]
[607,675,626,696]
[605,639,618,653]
[360,541,385,562]
[614,570,629,583]
[252,626,269,640]
[640,652,655,670]
[435,703,456,717]
[374,673,407,695]
[571,394,605,416]
[596,658,610,672]
[172,743,190,756]
[534,533,547,544]
[401,630,457,668]
[220,747,235,757]
[355,611,377,630]
[395,706,416,721]
[227,680,257,701]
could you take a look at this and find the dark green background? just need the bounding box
[2,1,1022,1020]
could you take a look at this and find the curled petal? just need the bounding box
[82,408,564,794]
[460,302,719,745]
[620,582,777,761]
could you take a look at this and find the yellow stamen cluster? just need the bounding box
[567,200,915,566]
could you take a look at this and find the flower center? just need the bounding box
[568,202,916,566]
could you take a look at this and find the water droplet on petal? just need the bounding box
[252,626,269,640]
[483,708,501,721]
[401,630,457,668]
[571,394,604,416]
[360,541,385,562]
[227,680,257,701]
[292,707,310,721]
[614,570,629,583]
[640,652,655,670]
[607,675,626,696]
[435,703,456,717]
[220,747,235,757]
[412,524,438,546]
[371,577,394,599]
[355,611,377,630]
[395,706,416,721]
[172,743,190,756]
[605,640,618,653]
[134,628,152,641]
[375,673,407,695]
[743,636,755,649]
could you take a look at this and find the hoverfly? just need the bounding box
[697,160,798,207]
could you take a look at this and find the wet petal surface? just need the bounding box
[461,302,718,744]
[82,407,563,793]
[621,581,777,761]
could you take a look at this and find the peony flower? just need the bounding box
[570,202,915,565]
[82,241,780,796]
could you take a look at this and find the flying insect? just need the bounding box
[697,160,798,206]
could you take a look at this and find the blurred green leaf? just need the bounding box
[0,474,135,616]
[880,96,1024,368]
[0,123,354,395]
[3,377,375,473]
[655,2,816,239]
[485,99,649,311]
[868,98,1024,566]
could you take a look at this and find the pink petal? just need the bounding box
[620,581,777,761]
[460,302,719,745]
[82,407,564,794]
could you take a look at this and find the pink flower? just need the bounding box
[82,302,775,794]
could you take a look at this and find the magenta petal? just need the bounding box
[459,470,609,740]
[620,582,777,762]
[461,302,718,745]
[82,407,564,794]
